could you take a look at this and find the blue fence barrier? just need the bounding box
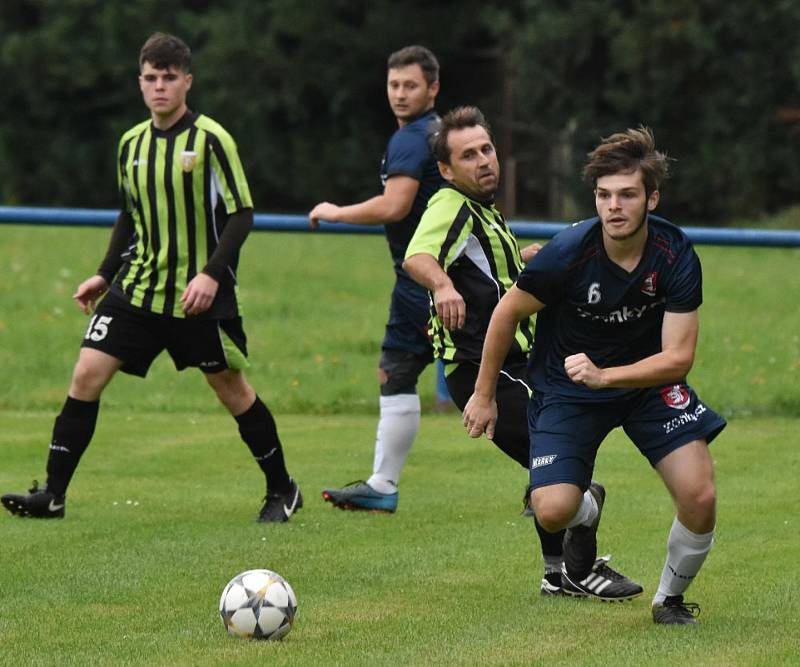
[1,205,799,247]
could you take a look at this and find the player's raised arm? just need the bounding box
[403,252,466,331]
[463,285,545,439]
[565,310,699,390]
[309,175,419,228]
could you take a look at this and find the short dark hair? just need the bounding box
[387,45,439,85]
[583,126,670,197]
[139,32,191,72]
[431,106,493,164]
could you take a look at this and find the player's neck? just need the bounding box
[395,104,433,128]
[603,223,648,272]
[151,103,188,130]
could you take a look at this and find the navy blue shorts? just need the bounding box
[80,292,249,377]
[381,276,433,358]
[527,383,727,491]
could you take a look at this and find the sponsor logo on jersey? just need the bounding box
[531,454,557,469]
[661,384,691,410]
[575,297,665,324]
[641,271,658,296]
[180,150,198,173]
[132,159,148,167]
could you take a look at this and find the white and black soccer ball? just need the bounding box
[219,569,298,640]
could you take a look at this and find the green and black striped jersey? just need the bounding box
[114,111,253,319]
[405,185,534,365]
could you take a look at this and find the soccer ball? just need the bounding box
[219,569,298,640]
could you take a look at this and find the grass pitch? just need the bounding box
[1,226,799,665]
[1,412,798,666]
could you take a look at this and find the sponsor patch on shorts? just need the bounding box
[531,454,558,469]
[662,402,707,435]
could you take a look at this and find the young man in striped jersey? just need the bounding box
[404,107,642,600]
[1,33,301,523]
[463,126,725,623]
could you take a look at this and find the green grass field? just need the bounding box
[1,226,799,665]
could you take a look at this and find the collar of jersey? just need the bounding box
[442,183,496,208]
[150,109,198,137]
[401,108,439,127]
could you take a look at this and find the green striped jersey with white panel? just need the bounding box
[115,111,252,319]
[405,185,534,365]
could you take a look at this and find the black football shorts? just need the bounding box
[80,292,249,377]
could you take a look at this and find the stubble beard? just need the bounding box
[606,209,648,241]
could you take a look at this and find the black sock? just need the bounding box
[535,518,565,559]
[235,396,291,494]
[45,397,99,497]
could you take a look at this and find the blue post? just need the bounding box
[434,360,454,412]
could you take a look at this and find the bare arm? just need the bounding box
[308,175,419,229]
[519,242,542,263]
[564,310,699,389]
[462,285,546,439]
[403,253,466,331]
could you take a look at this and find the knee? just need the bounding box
[70,360,108,399]
[679,480,717,529]
[689,478,716,512]
[206,371,254,413]
[531,490,575,532]
[378,350,427,396]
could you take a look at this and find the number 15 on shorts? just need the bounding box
[85,315,113,342]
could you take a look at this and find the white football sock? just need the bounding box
[367,394,420,495]
[565,488,599,528]
[652,516,714,605]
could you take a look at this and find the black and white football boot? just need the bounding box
[258,479,303,523]
[1,480,65,518]
[561,554,643,602]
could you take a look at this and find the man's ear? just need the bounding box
[647,189,660,211]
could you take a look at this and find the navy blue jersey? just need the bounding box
[517,215,702,400]
[380,110,444,277]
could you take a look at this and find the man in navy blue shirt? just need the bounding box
[464,127,726,625]
[309,46,443,512]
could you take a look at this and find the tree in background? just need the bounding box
[496,0,800,222]
[1,0,799,224]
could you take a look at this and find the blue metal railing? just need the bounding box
[1,205,799,247]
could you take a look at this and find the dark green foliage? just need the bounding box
[496,0,800,221]
[1,0,799,222]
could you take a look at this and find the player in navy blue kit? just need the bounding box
[309,46,443,512]
[464,127,726,625]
